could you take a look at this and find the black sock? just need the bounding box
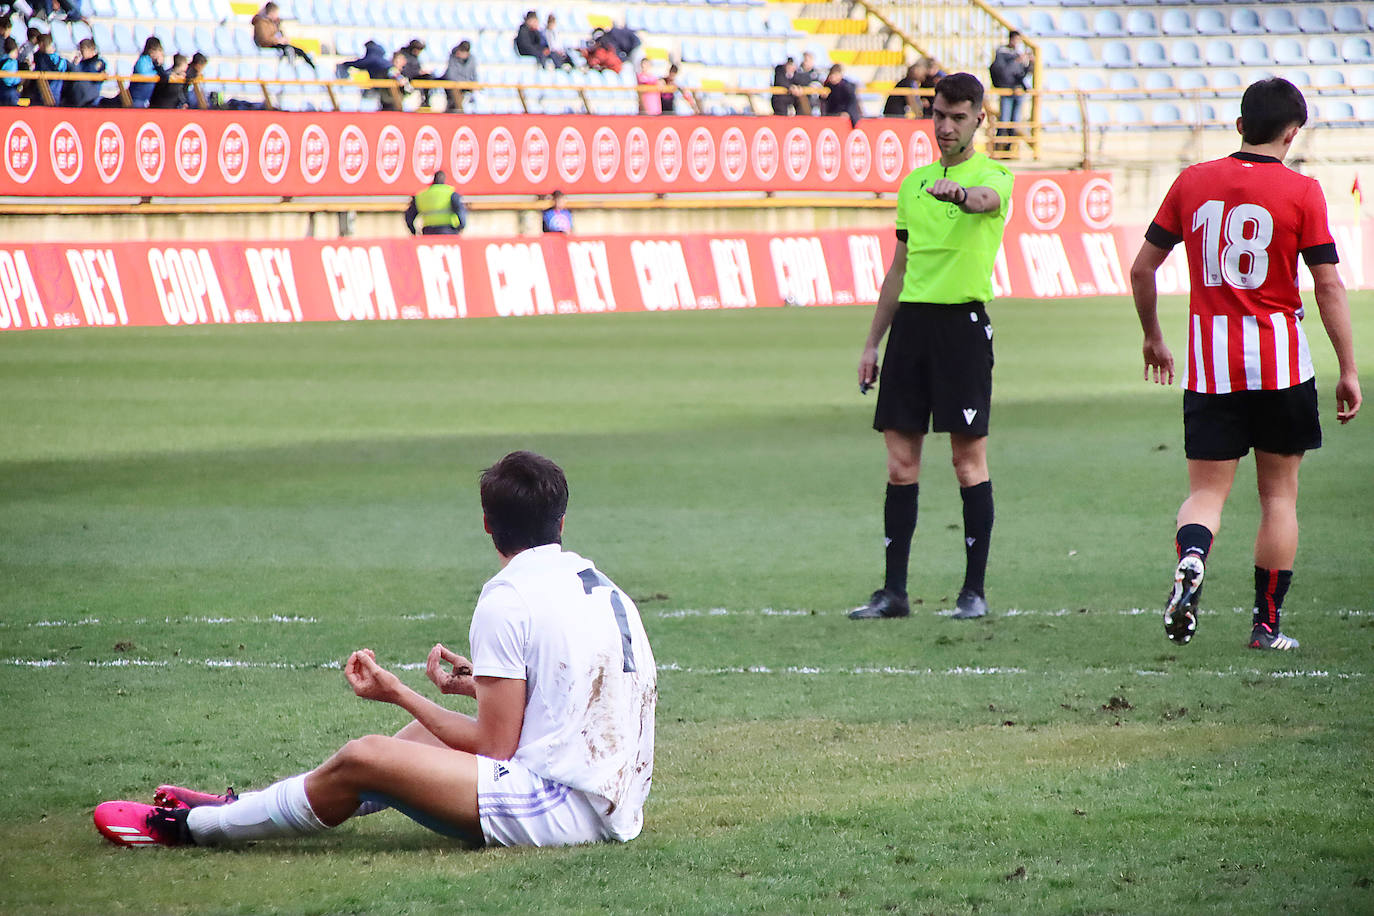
[883,483,918,595]
[960,481,994,596]
[1253,567,1292,629]
[1175,523,1213,561]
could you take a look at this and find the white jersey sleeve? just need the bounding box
[469,583,529,680]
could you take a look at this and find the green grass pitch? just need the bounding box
[1,294,1371,915]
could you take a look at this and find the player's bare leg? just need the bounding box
[1164,458,1239,644]
[950,433,992,619]
[1250,450,1303,649]
[851,430,923,619]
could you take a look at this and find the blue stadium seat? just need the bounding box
[1332,6,1365,32]
[1102,41,1133,68]
[1212,70,1244,90]
[1178,71,1209,91]
[91,21,114,53]
[1271,38,1302,66]
[1152,102,1183,125]
[1137,40,1167,67]
[1039,41,1069,69]
[1143,70,1173,90]
[1169,40,1202,67]
[1263,7,1298,35]
[1093,10,1125,38]
[1355,98,1374,123]
[111,0,135,18]
[1349,68,1374,88]
[89,0,115,16]
[1343,37,1374,63]
[1307,38,1341,66]
[1043,71,1071,91]
[1296,8,1331,34]
[1205,39,1237,67]
[1061,10,1092,37]
[1126,10,1158,37]
[1115,102,1143,124]
[1109,71,1140,91]
[1026,10,1058,37]
[1161,9,1192,37]
[1077,71,1104,91]
[1311,69,1345,89]
[1051,102,1081,126]
[1195,8,1227,36]
[1229,8,1263,36]
[1318,99,1355,121]
[1066,40,1095,67]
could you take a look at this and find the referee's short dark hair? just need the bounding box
[1240,78,1307,145]
[480,451,569,556]
[934,72,985,110]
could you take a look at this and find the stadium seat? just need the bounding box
[1142,70,1173,90]
[1343,38,1374,63]
[1151,102,1183,126]
[1093,10,1125,38]
[1102,41,1132,68]
[1205,40,1237,67]
[1027,10,1058,37]
[1271,38,1303,66]
[1039,42,1069,69]
[1137,40,1168,67]
[1263,7,1298,35]
[1307,38,1341,66]
[1354,97,1374,123]
[1115,102,1143,124]
[1195,8,1227,36]
[1170,40,1202,67]
[1077,71,1104,91]
[89,0,115,16]
[1212,70,1244,90]
[1296,8,1331,34]
[1110,71,1140,91]
[1229,8,1263,36]
[1061,10,1092,38]
[1318,99,1356,121]
[1126,10,1158,37]
[1179,71,1208,91]
[1311,69,1345,89]
[1066,40,1095,67]
[1052,101,1081,126]
[1332,6,1365,32]
[1349,68,1374,88]
[1161,9,1192,37]
[111,0,135,18]
[1239,39,1270,66]
[1043,71,1071,92]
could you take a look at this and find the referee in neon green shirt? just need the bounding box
[851,72,1014,622]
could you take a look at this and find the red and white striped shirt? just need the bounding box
[1146,152,1338,394]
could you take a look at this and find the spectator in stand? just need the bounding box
[64,35,106,107]
[660,63,697,115]
[515,10,552,68]
[253,2,314,70]
[0,37,19,107]
[405,170,466,236]
[397,38,436,107]
[821,62,861,127]
[583,32,621,74]
[0,16,10,47]
[771,56,797,115]
[129,36,164,108]
[604,20,640,64]
[16,24,37,71]
[149,51,186,108]
[884,61,922,118]
[33,0,83,23]
[30,31,66,104]
[989,30,1032,155]
[337,40,392,108]
[542,190,572,234]
[382,50,409,111]
[184,52,208,108]
[635,57,660,115]
[543,14,571,68]
[442,40,476,111]
[791,50,821,114]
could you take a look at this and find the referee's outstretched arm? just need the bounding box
[859,246,908,390]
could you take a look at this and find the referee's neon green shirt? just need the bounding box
[894,152,1015,304]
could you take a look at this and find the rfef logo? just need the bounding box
[556,126,585,183]
[816,128,841,182]
[521,126,550,183]
[218,122,248,184]
[487,126,515,184]
[783,128,811,182]
[135,122,166,183]
[298,124,328,184]
[338,124,368,184]
[687,127,715,182]
[4,121,37,183]
[625,127,649,184]
[751,127,778,182]
[376,125,405,183]
[174,123,207,184]
[653,127,682,183]
[258,123,289,184]
[845,129,871,183]
[95,121,123,184]
[50,121,83,185]
[1025,178,1066,231]
[720,127,746,183]
[1079,177,1114,230]
[876,130,903,183]
[592,126,620,183]
[412,125,441,182]
[908,130,934,169]
[450,126,478,183]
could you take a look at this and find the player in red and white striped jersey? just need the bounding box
[1130,78,1361,651]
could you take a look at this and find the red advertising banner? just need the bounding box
[0,109,936,198]
[3,173,1368,333]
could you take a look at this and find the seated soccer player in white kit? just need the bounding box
[93,451,657,849]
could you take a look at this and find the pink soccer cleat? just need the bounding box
[153,784,239,809]
[93,801,194,847]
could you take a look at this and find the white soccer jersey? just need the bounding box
[469,544,657,842]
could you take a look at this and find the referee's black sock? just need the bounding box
[1175,523,1213,562]
[960,481,994,596]
[883,482,918,596]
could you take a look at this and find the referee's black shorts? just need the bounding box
[874,301,994,437]
[1183,378,1322,460]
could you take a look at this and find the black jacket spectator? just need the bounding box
[822,65,861,127]
[338,40,390,79]
[604,25,639,61]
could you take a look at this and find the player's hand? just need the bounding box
[858,346,879,393]
[344,649,402,704]
[1336,372,1362,424]
[426,643,476,697]
[1142,336,1174,386]
[926,179,966,204]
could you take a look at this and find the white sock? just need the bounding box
[186,773,328,845]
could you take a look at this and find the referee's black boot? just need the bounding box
[952,588,988,619]
[848,588,911,619]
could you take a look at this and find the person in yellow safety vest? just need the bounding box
[404,170,468,235]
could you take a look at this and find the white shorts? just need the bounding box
[476,755,609,848]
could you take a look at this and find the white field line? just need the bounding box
[1,657,1363,680]
[0,615,319,629]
